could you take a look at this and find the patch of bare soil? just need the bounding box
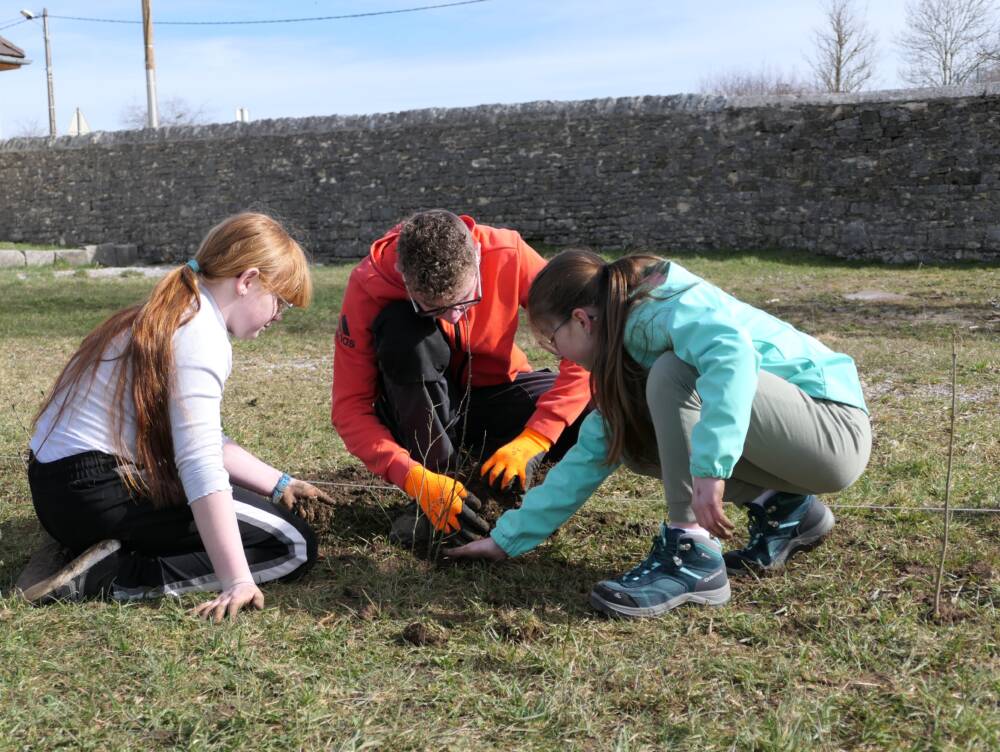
[771,297,1000,333]
[493,611,546,643]
[399,620,450,647]
[460,463,535,527]
[292,465,402,534]
[922,600,972,625]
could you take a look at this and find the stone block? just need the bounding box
[24,250,55,266]
[115,244,138,265]
[55,247,96,265]
[95,243,118,266]
[842,220,870,251]
[0,250,25,267]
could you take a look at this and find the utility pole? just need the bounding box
[21,8,57,137]
[41,8,55,137]
[141,0,159,128]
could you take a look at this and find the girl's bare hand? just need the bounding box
[279,479,334,511]
[690,476,734,539]
[189,581,264,622]
[443,536,509,562]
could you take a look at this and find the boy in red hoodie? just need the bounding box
[332,210,591,538]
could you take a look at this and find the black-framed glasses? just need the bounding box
[408,245,482,318]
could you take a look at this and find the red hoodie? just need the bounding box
[331,216,591,488]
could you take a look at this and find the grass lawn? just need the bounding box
[0,241,67,251]
[0,252,997,750]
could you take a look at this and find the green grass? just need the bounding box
[0,241,67,251]
[1,252,998,750]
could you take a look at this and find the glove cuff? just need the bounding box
[520,427,553,453]
[402,464,426,498]
[390,458,420,491]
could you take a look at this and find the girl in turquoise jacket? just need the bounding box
[447,250,871,619]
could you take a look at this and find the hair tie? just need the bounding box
[186,259,200,274]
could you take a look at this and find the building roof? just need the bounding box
[0,35,31,71]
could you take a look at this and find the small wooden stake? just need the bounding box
[933,331,957,619]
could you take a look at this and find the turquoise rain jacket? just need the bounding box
[491,261,868,558]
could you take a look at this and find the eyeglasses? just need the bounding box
[408,245,482,319]
[541,315,572,353]
[536,313,597,356]
[273,290,293,316]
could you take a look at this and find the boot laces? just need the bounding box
[621,533,691,580]
[745,504,772,547]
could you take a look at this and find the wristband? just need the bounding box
[271,473,292,504]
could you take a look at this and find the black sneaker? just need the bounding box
[20,539,121,604]
[14,531,71,597]
[589,524,731,618]
[724,493,834,575]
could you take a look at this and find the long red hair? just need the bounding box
[34,212,312,507]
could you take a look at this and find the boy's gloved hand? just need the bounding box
[480,427,552,493]
[403,465,489,535]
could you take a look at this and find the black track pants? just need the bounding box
[28,451,317,601]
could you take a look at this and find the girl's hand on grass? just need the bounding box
[691,476,734,539]
[279,479,334,511]
[190,581,264,622]
[443,536,508,562]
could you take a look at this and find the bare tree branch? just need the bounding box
[10,118,46,138]
[699,64,818,96]
[119,97,211,130]
[897,0,999,86]
[809,0,879,92]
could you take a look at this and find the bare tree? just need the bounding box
[119,96,210,130]
[699,65,818,96]
[979,63,1000,79]
[897,0,999,86]
[10,118,46,138]
[808,0,879,92]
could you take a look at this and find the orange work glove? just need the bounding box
[480,427,552,493]
[403,465,469,533]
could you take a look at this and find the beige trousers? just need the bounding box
[623,353,872,524]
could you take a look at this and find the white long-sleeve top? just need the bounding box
[31,289,234,504]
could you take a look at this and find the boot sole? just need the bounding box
[589,582,731,619]
[14,536,69,594]
[21,539,121,604]
[726,503,835,576]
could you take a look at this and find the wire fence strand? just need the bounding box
[2,454,995,516]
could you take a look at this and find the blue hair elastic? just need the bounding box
[186,258,200,273]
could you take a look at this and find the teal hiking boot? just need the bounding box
[589,524,730,618]
[724,493,834,575]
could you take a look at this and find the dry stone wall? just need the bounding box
[1,85,998,263]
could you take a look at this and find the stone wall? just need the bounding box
[2,84,999,263]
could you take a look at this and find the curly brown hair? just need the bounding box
[396,210,477,301]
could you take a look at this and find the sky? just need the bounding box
[0,0,913,138]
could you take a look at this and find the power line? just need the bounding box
[47,0,490,27]
[0,18,29,32]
